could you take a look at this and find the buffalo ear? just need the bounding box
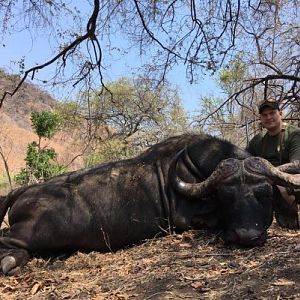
[272,187,299,229]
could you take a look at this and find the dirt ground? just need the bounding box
[0,222,299,300]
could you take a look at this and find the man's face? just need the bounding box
[260,107,282,131]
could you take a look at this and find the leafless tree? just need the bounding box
[57,76,189,163]
[0,0,299,118]
[0,135,13,191]
[192,1,300,143]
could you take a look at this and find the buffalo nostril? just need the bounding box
[234,228,266,246]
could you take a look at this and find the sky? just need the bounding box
[0,2,223,115]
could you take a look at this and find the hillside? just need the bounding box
[0,71,84,188]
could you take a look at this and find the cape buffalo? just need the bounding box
[0,134,299,275]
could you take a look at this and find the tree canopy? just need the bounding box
[0,1,299,123]
[57,76,189,163]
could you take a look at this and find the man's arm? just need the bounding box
[286,129,300,204]
[288,130,300,162]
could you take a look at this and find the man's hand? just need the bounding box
[277,185,296,205]
[274,185,299,229]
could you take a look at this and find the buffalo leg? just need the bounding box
[0,237,30,275]
[273,187,299,229]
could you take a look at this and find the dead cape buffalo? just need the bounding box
[0,134,300,275]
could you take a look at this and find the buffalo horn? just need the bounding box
[276,160,300,174]
[169,154,241,198]
[244,157,300,188]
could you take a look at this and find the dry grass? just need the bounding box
[0,222,299,300]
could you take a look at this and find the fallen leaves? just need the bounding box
[272,279,296,286]
[30,282,41,295]
[0,226,299,299]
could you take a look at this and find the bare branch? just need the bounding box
[0,142,13,191]
[0,0,101,108]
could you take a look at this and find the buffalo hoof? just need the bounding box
[275,205,299,229]
[276,214,299,229]
[1,256,18,275]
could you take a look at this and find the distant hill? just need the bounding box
[0,70,84,181]
[0,71,57,130]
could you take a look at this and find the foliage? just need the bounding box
[218,56,248,95]
[85,77,189,163]
[31,111,62,140]
[0,140,12,191]
[0,175,9,189]
[84,138,134,167]
[14,142,65,185]
[193,97,232,138]
[15,111,65,185]
[194,54,261,146]
[194,79,249,146]
[55,101,82,129]
[1,1,299,117]
[57,77,189,165]
[90,78,186,133]
[1,2,298,151]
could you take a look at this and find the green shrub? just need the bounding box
[0,175,8,189]
[15,111,66,185]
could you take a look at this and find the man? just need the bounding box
[247,99,300,229]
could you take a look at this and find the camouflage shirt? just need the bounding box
[247,124,300,167]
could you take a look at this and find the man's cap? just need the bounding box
[258,99,280,114]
